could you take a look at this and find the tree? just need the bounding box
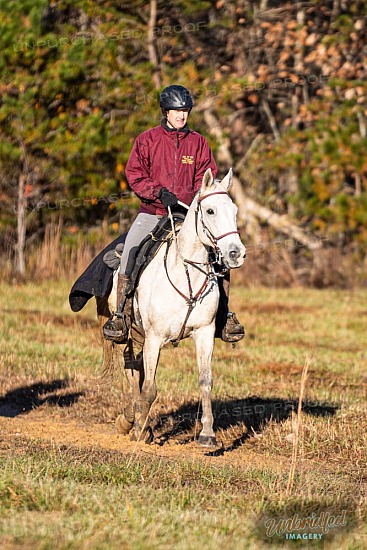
[1,0,366,280]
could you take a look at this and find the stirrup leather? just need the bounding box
[103,273,131,343]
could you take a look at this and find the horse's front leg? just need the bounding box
[193,324,217,447]
[131,333,160,443]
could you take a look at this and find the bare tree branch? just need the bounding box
[262,99,280,141]
[357,111,366,138]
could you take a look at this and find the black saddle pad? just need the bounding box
[69,233,127,312]
[68,212,186,313]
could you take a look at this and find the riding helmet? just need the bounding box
[159,85,194,112]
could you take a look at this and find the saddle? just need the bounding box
[104,211,186,297]
[101,211,240,346]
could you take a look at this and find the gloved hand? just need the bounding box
[158,187,178,209]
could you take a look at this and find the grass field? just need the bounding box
[0,281,366,549]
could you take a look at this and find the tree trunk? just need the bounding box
[147,0,161,90]
[16,173,27,276]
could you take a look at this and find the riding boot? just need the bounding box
[215,272,245,343]
[103,273,131,343]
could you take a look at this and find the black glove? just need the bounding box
[158,187,178,209]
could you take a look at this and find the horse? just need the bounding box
[97,167,246,447]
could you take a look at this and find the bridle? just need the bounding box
[165,189,240,346]
[195,191,240,254]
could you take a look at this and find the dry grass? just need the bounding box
[3,219,118,283]
[285,357,311,497]
[0,281,366,548]
[3,217,367,289]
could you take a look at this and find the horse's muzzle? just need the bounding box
[229,249,241,261]
[224,244,246,268]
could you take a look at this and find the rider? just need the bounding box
[103,84,244,344]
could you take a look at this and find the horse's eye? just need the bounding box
[206,208,215,215]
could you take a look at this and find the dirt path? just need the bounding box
[0,407,287,472]
[0,371,298,472]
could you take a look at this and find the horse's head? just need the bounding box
[196,168,246,269]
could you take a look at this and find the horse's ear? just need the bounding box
[201,168,214,192]
[221,168,233,191]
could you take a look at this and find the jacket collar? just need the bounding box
[161,118,190,134]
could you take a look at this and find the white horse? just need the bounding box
[102,168,246,446]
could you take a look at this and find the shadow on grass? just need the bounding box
[0,379,85,418]
[154,396,339,453]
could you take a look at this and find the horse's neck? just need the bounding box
[175,200,207,263]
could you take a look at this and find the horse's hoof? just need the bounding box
[198,434,217,447]
[116,414,133,435]
[130,427,154,444]
[144,427,154,444]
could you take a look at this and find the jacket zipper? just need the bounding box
[173,129,179,193]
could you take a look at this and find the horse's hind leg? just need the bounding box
[116,364,136,435]
[116,341,144,435]
[193,325,217,447]
[131,333,160,443]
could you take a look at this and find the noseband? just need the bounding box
[195,191,239,250]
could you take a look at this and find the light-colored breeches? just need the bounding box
[120,213,160,274]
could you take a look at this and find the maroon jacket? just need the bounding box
[125,121,217,215]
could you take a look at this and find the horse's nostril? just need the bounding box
[229,249,240,260]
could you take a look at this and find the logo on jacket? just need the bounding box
[182,155,194,164]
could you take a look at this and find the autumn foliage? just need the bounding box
[0,0,366,282]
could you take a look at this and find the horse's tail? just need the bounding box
[96,296,124,382]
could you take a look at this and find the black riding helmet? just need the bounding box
[160,85,194,113]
